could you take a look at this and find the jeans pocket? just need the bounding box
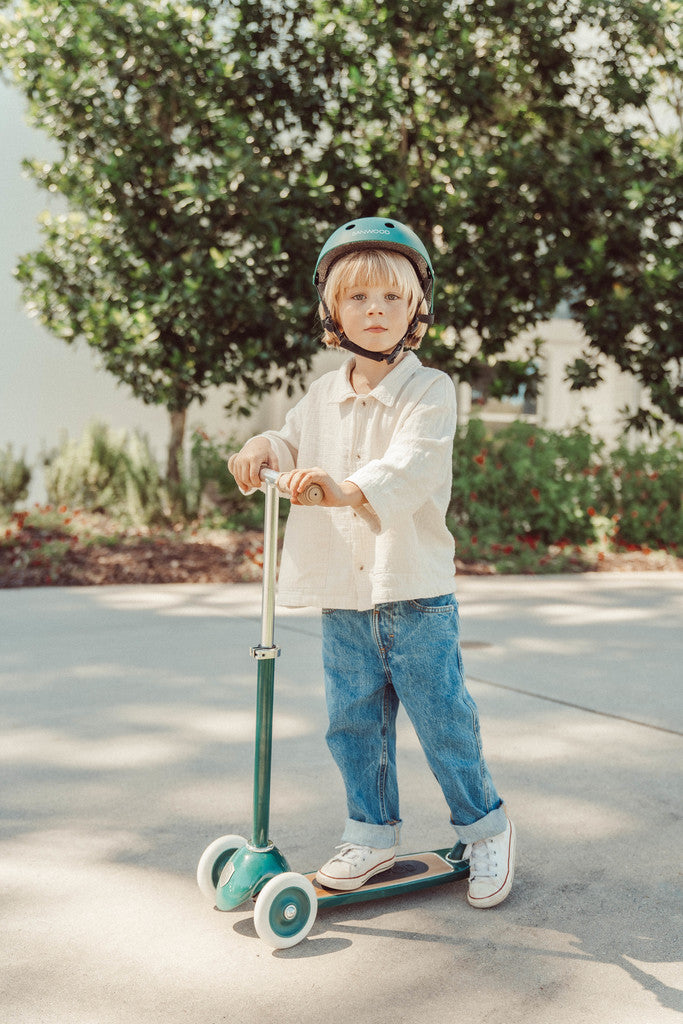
[408,594,455,613]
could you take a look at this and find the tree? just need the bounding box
[2,0,680,482]
[0,0,325,501]
[306,0,682,426]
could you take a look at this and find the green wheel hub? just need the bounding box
[254,872,318,949]
[268,885,312,939]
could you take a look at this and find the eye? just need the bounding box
[386,293,402,301]
[351,292,366,301]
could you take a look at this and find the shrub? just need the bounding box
[448,419,681,568]
[610,433,682,550]
[183,430,267,529]
[0,445,31,512]
[44,422,164,524]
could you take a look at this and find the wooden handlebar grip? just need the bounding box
[298,483,324,506]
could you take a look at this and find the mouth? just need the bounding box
[365,326,387,333]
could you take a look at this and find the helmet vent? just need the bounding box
[345,224,355,230]
[384,222,395,228]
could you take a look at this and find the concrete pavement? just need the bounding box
[1,573,681,1023]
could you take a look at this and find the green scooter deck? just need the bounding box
[305,848,469,909]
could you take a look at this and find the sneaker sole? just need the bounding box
[467,821,516,909]
[315,855,396,891]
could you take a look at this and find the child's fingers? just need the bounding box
[228,442,278,492]
[289,468,329,504]
[228,452,261,491]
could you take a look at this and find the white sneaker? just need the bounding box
[315,843,396,891]
[465,818,516,908]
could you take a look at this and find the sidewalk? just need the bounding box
[1,573,681,1024]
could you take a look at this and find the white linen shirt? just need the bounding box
[259,351,457,610]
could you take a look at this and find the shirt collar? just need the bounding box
[330,351,421,407]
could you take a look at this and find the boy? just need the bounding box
[229,217,515,907]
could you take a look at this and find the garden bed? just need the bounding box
[1,507,679,588]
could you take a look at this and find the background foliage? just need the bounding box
[1,0,681,485]
[2,422,681,576]
[0,445,31,513]
[448,418,682,570]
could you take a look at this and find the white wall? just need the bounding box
[1,80,288,503]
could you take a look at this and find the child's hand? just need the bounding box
[228,438,278,492]
[281,468,365,509]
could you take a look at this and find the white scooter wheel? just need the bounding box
[254,872,318,949]
[196,834,247,901]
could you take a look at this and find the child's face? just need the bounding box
[337,281,412,358]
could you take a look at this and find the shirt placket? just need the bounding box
[350,396,373,604]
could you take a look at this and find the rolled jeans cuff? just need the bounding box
[451,803,508,844]
[342,817,401,849]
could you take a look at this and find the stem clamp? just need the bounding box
[250,644,281,660]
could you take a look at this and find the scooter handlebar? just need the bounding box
[259,467,324,506]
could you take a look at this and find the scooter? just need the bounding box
[197,467,469,949]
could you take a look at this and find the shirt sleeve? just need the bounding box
[346,374,457,532]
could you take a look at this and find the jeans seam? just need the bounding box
[454,637,492,810]
[464,688,493,813]
[373,607,394,825]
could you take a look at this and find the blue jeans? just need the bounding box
[321,595,507,848]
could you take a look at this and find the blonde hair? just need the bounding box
[319,250,430,350]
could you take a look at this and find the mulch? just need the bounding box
[1,508,680,588]
[1,526,679,588]
[0,523,265,588]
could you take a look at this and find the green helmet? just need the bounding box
[313,216,435,311]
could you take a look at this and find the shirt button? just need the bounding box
[359,565,364,571]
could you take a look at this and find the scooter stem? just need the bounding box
[250,473,281,848]
[260,474,280,651]
[249,469,321,849]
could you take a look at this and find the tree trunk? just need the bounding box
[166,408,187,519]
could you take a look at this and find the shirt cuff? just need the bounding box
[345,468,385,533]
[258,432,297,474]
[353,500,381,534]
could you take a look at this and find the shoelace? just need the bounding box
[330,843,372,864]
[465,837,499,880]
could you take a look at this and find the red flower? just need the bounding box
[531,488,541,502]
[470,491,478,502]
[587,506,596,517]
[474,454,486,466]
[471,535,478,545]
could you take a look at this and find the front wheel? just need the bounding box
[254,872,318,949]
[196,834,247,902]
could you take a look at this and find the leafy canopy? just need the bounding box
[1,0,681,432]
